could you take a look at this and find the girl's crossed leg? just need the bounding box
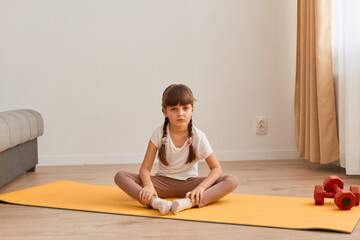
[114,171,238,214]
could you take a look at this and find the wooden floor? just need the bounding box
[1,159,360,239]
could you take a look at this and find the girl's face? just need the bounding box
[163,104,193,129]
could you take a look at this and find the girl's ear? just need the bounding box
[162,107,167,117]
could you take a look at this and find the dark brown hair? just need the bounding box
[158,84,196,166]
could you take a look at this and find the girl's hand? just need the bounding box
[185,186,206,206]
[139,185,158,207]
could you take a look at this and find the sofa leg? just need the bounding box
[27,166,36,172]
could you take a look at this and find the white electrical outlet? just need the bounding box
[256,116,268,135]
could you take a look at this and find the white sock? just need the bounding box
[171,198,192,215]
[151,198,172,215]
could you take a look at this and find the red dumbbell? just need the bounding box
[314,175,360,210]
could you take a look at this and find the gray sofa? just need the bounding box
[0,109,44,188]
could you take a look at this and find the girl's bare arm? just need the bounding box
[138,141,158,207]
[186,153,222,205]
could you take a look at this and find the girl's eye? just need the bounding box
[171,108,177,111]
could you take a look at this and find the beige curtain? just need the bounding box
[295,0,339,164]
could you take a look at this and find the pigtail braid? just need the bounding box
[186,118,196,164]
[158,117,169,166]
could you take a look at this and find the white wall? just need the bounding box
[0,0,299,166]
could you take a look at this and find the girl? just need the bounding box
[114,84,238,215]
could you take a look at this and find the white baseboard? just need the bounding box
[38,150,301,166]
[38,154,144,166]
[215,150,301,161]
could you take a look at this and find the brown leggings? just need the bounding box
[114,171,239,208]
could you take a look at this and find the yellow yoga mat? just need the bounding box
[0,180,359,233]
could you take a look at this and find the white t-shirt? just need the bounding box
[150,125,213,180]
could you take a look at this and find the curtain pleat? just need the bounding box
[295,0,339,164]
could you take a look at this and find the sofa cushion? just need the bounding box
[0,109,44,152]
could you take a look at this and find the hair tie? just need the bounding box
[161,137,168,145]
[187,137,193,146]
